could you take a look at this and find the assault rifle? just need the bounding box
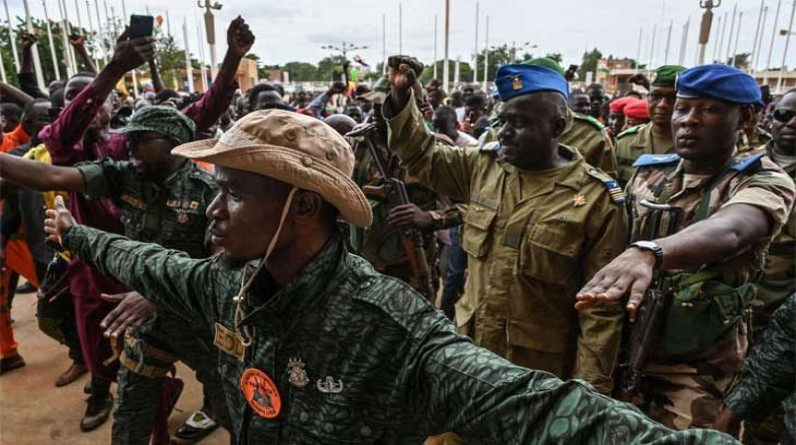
[346,124,436,301]
[618,199,681,401]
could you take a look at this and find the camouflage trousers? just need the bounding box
[113,314,230,444]
[637,368,736,430]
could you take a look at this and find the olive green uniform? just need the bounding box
[61,224,738,444]
[614,122,675,187]
[76,158,228,442]
[385,94,628,394]
[561,110,618,178]
[625,152,795,430]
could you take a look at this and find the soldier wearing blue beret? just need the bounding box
[385,56,630,397]
[577,64,796,430]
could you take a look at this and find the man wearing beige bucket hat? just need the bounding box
[45,109,733,443]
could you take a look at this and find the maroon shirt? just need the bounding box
[39,72,237,380]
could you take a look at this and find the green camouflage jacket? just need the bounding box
[76,159,217,258]
[63,224,737,444]
[725,294,795,436]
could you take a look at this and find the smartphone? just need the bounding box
[129,14,154,38]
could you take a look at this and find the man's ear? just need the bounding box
[552,116,568,139]
[737,105,754,131]
[293,191,323,224]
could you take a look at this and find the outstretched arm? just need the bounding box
[0,82,34,107]
[0,151,85,192]
[17,33,47,98]
[148,58,164,93]
[45,197,220,324]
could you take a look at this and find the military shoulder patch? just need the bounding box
[616,125,642,139]
[632,153,680,168]
[731,152,765,172]
[478,141,501,152]
[585,168,626,205]
[573,113,606,130]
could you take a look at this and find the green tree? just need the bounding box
[727,53,751,69]
[577,48,603,83]
[316,55,347,82]
[282,61,318,81]
[546,53,563,63]
[154,33,187,90]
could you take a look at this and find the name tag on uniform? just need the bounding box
[214,323,245,362]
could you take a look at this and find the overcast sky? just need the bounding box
[6,0,796,71]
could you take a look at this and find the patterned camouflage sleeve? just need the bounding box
[723,159,796,238]
[409,315,738,444]
[62,224,222,324]
[725,294,795,421]
[383,91,480,202]
[75,158,135,200]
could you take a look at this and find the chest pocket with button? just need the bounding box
[520,220,582,284]
[461,205,497,259]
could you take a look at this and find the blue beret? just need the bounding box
[496,64,569,102]
[676,64,762,105]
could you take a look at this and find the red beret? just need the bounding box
[623,99,650,120]
[609,97,634,113]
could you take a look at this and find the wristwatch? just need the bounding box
[630,241,663,270]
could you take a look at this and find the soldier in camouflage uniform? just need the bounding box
[614,65,687,186]
[385,58,628,394]
[0,107,230,443]
[716,294,795,443]
[43,108,736,444]
[732,88,796,444]
[576,64,796,430]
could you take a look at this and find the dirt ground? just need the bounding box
[0,287,229,444]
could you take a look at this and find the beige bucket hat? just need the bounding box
[172,109,372,227]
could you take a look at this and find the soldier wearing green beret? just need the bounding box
[0,106,230,443]
[41,106,736,444]
[614,65,687,187]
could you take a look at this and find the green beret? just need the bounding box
[522,57,565,76]
[113,105,196,145]
[652,65,687,87]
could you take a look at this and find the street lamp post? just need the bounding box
[197,0,222,80]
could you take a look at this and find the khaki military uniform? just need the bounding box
[385,95,628,393]
[626,152,795,430]
[615,122,675,187]
[561,110,618,178]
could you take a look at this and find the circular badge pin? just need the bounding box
[240,368,282,419]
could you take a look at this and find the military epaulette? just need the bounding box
[573,113,606,130]
[731,152,765,172]
[586,168,626,205]
[616,125,642,139]
[478,141,501,152]
[632,153,680,168]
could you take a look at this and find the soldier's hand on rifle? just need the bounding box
[575,247,655,322]
[387,55,424,109]
[227,16,255,57]
[68,34,85,48]
[387,203,433,230]
[44,196,76,247]
[20,32,37,50]
[100,291,155,338]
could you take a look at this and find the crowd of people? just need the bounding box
[0,9,793,445]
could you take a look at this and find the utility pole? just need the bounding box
[3,0,20,72]
[483,14,489,92]
[197,0,222,80]
[698,0,720,65]
[183,17,194,93]
[42,0,61,79]
[382,13,387,75]
[766,0,783,83]
[443,0,450,92]
[398,2,402,54]
[752,0,766,71]
[731,11,743,66]
[23,0,46,90]
[755,6,769,70]
[473,2,478,84]
[777,0,796,92]
[726,2,737,62]
[433,14,437,79]
[680,16,690,65]
[718,12,728,60]
[664,20,673,64]
[649,24,657,68]
[636,27,642,74]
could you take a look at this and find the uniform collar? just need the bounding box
[239,232,347,328]
[499,144,584,191]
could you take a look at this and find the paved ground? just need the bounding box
[0,287,229,444]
